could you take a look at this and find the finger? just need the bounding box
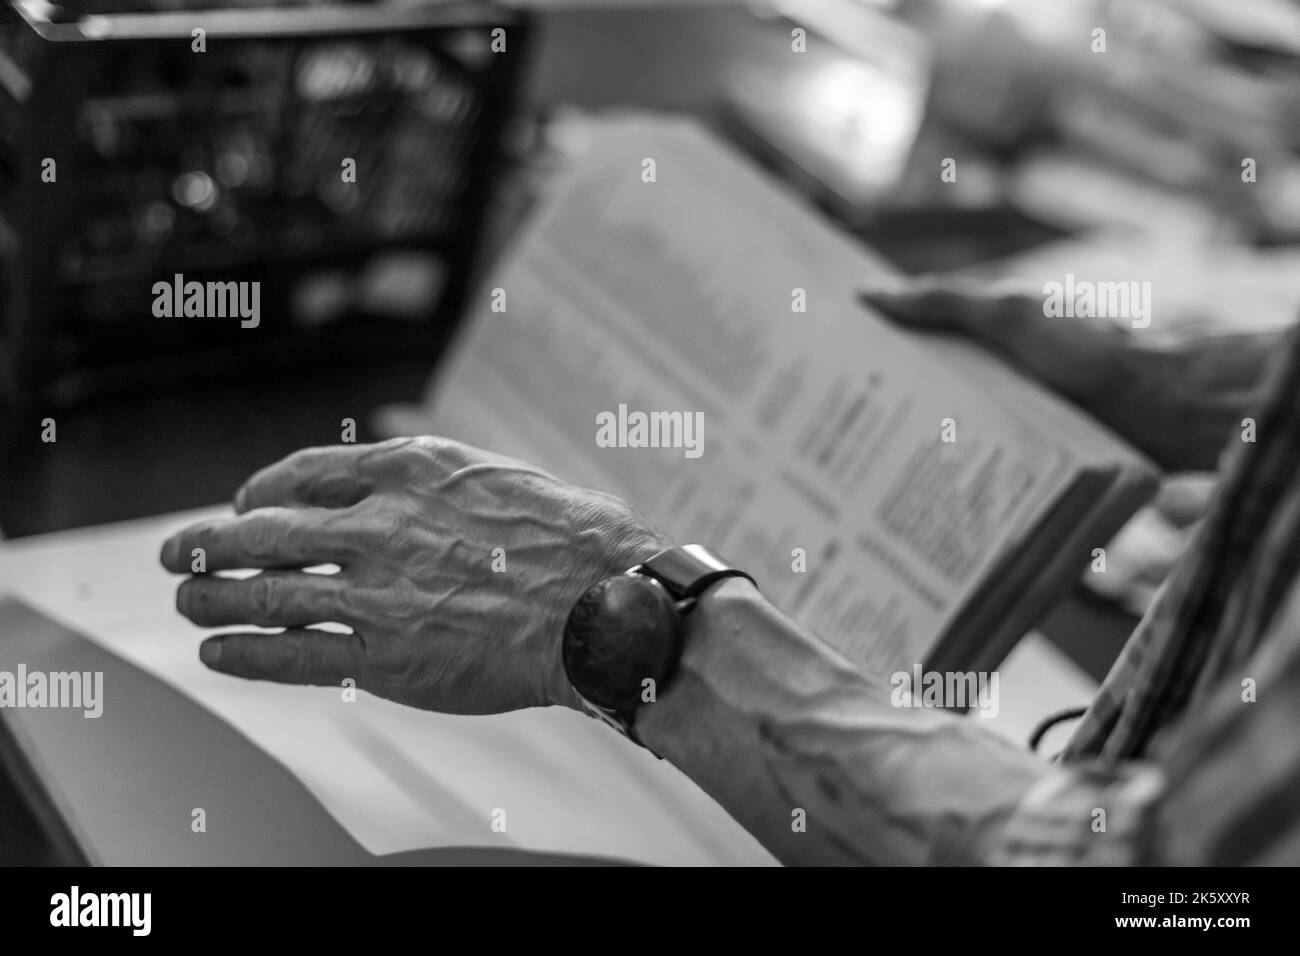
[237,438,475,515]
[859,274,1042,337]
[176,570,353,628]
[199,628,366,688]
[362,435,475,485]
[160,508,360,573]
[235,445,377,514]
[1153,472,1217,528]
[862,274,1137,399]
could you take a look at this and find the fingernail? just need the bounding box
[199,639,222,666]
[233,486,248,513]
[160,535,180,568]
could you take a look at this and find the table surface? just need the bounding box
[0,505,1097,865]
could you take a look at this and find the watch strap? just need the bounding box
[634,543,756,603]
[573,690,659,755]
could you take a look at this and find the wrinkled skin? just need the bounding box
[160,437,669,714]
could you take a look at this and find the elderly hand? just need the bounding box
[160,437,669,714]
[859,275,1271,473]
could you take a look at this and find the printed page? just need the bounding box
[426,117,1082,673]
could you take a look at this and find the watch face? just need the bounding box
[562,574,684,712]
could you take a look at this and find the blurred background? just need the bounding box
[2,0,1299,643]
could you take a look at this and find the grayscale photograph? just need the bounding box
[0,0,1296,927]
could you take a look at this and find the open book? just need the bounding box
[408,116,1158,678]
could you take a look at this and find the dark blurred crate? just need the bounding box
[0,0,528,413]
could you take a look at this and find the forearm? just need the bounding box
[636,579,1049,865]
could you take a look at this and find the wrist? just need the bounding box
[639,578,851,750]
[555,543,756,731]
[683,575,765,642]
[606,527,676,577]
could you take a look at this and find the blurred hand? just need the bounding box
[1081,472,1217,616]
[859,275,1262,473]
[160,437,669,714]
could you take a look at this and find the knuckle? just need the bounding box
[386,436,432,463]
[370,511,410,553]
[334,578,367,621]
[369,437,433,480]
[287,447,338,486]
[410,435,468,469]
[407,435,444,455]
[249,574,280,619]
[406,436,446,469]
[193,520,222,552]
[393,655,426,691]
[370,647,423,692]
[285,445,333,472]
[318,507,361,557]
[178,578,217,621]
[385,577,428,623]
[317,578,351,624]
[236,515,278,562]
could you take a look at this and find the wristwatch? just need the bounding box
[561,544,756,751]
